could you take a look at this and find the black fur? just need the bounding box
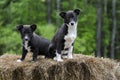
[48,9,80,59]
[17,24,50,61]
[60,9,80,25]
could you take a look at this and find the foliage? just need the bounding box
[0,0,120,59]
[36,24,56,40]
[74,4,96,55]
[0,24,21,54]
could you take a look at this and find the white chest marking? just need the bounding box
[64,22,77,49]
[24,41,31,52]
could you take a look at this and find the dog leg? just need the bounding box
[67,46,73,59]
[32,49,38,61]
[17,47,27,62]
[54,50,63,62]
[61,50,68,58]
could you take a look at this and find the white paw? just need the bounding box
[54,51,63,62]
[53,57,63,62]
[41,56,45,58]
[17,59,22,62]
[68,55,73,59]
[63,55,68,58]
[53,57,57,60]
[57,58,63,62]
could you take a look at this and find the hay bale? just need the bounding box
[0,54,120,80]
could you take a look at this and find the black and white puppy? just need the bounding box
[17,24,50,62]
[49,9,80,62]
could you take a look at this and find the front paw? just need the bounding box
[57,58,63,62]
[53,57,57,60]
[62,55,68,59]
[17,59,22,62]
[41,56,45,58]
[68,54,73,59]
[53,57,63,62]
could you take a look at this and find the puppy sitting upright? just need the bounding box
[17,24,50,62]
[49,9,80,62]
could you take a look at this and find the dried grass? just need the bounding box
[0,54,120,80]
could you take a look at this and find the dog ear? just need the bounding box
[30,24,37,31]
[17,25,23,31]
[59,12,66,18]
[74,9,80,15]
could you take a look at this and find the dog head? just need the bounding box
[17,24,37,42]
[59,9,80,26]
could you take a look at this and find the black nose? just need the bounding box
[71,23,74,25]
[25,38,28,41]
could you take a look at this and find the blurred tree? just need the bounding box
[96,0,102,57]
[47,0,52,24]
[56,0,61,26]
[115,0,120,59]
[104,0,107,15]
[110,0,117,59]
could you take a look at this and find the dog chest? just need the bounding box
[24,41,31,52]
[64,25,77,49]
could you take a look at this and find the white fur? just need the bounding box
[63,21,77,58]
[64,21,77,49]
[67,46,73,59]
[61,50,68,59]
[17,59,22,62]
[54,51,63,62]
[62,55,68,58]
[24,41,28,49]
[24,41,31,52]
[61,50,69,54]
[41,56,45,58]
[62,46,73,59]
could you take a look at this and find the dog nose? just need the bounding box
[24,35,29,41]
[25,38,28,41]
[71,23,74,25]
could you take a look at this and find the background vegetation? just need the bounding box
[0,0,120,59]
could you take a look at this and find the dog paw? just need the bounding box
[53,57,63,62]
[17,59,22,62]
[57,58,63,62]
[68,55,73,59]
[62,55,68,58]
[53,57,57,60]
[41,56,45,58]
